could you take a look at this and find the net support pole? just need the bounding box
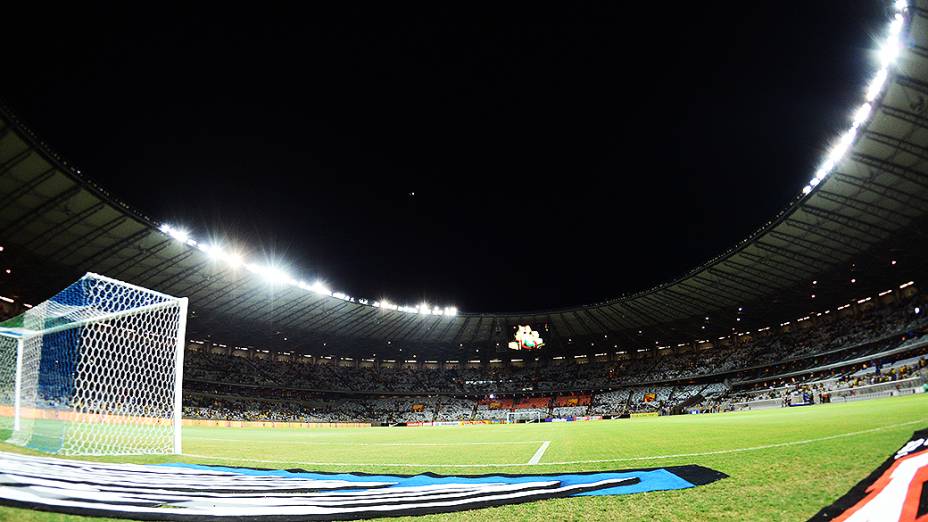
[13,338,23,433]
[172,297,188,454]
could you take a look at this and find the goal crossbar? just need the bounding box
[0,299,183,341]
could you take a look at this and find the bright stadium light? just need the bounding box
[878,39,901,68]
[264,267,292,285]
[827,128,857,164]
[244,263,289,285]
[851,103,872,128]
[800,7,908,196]
[226,252,244,268]
[310,281,332,296]
[889,14,904,37]
[204,243,225,260]
[158,222,457,316]
[865,69,889,102]
[162,224,190,244]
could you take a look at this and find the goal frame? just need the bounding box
[506,410,544,424]
[1,272,188,455]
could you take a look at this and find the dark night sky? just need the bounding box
[3,3,890,313]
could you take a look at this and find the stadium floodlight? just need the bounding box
[203,243,225,260]
[245,264,292,285]
[225,251,244,268]
[0,273,187,456]
[865,69,889,102]
[800,7,908,196]
[156,223,458,317]
[828,128,857,164]
[878,39,901,68]
[814,161,833,181]
[161,224,190,244]
[310,281,331,296]
[889,14,904,37]
[851,103,872,128]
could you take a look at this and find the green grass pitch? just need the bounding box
[1,393,926,521]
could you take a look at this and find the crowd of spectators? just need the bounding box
[184,304,925,397]
[179,296,927,422]
[181,381,730,423]
[718,354,928,409]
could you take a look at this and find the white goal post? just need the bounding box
[506,410,544,424]
[0,273,187,455]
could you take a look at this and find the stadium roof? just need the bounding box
[1,1,928,361]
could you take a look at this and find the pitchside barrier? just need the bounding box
[732,375,926,410]
[828,386,923,403]
[826,376,925,401]
[183,419,371,429]
[405,417,605,427]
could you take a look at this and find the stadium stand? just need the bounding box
[1,1,928,427]
[175,290,927,423]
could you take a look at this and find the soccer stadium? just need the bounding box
[1,2,928,521]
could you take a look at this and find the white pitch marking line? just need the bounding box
[180,418,927,469]
[527,441,551,465]
[191,437,543,446]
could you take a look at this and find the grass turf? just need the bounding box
[0,393,926,521]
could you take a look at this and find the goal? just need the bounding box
[0,273,187,455]
[506,410,544,424]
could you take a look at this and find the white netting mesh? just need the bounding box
[0,336,16,437]
[0,273,187,455]
[506,411,543,423]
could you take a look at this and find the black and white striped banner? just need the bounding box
[0,451,725,520]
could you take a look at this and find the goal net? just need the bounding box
[0,273,187,455]
[506,410,544,424]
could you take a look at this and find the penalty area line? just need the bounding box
[179,418,927,469]
[191,437,545,446]
[527,441,551,465]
